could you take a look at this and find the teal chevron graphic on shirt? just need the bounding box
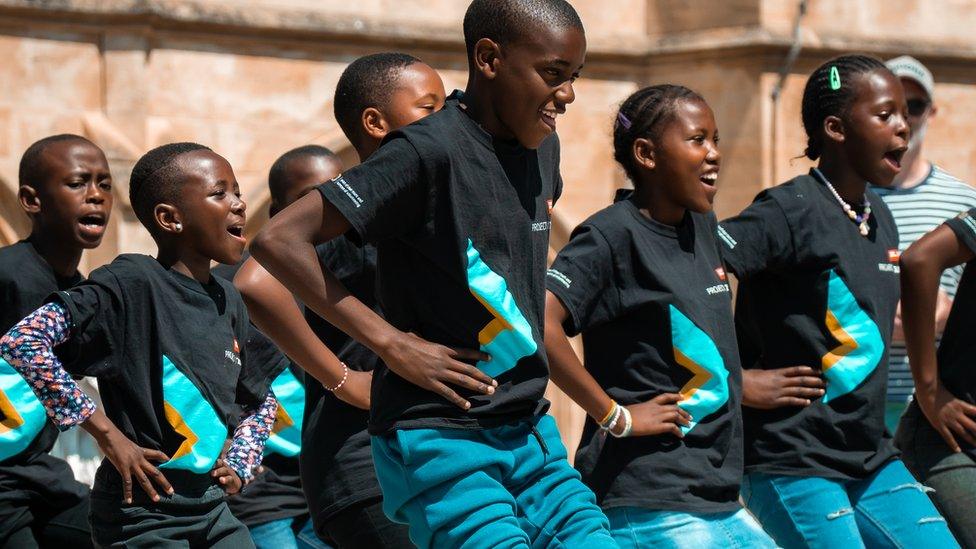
[159,355,225,473]
[265,368,304,457]
[465,240,537,378]
[670,305,730,434]
[0,358,47,461]
[820,270,884,403]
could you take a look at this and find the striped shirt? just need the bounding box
[872,165,976,403]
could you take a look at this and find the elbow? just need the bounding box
[899,243,927,278]
[248,225,278,268]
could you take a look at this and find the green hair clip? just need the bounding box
[829,66,842,91]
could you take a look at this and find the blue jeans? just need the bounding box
[605,506,777,549]
[371,415,616,549]
[248,517,332,549]
[742,459,958,548]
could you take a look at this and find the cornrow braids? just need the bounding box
[612,84,705,185]
[801,54,888,160]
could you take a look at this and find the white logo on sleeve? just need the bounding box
[546,268,572,289]
[332,175,364,208]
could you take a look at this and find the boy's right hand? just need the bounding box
[742,366,825,409]
[622,393,692,438]
[98,428,173,504]
[380,331,497,410]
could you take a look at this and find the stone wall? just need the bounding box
[1,0,974,454]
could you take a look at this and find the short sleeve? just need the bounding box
[546,224,619,336]
[317,136,427,245]
[49,268,125,378]
[718,193,795,279]
[946,208,976,256]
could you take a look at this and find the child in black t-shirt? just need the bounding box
[248,1,616,546]
[544,85,776,548]
[0,143,282,548]
[235,53,444,548]
[897,210,976,546]
[216,145,343,549]
[719,54,957,548]
[0,134,112,548]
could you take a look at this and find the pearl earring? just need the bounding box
[174,223,182,232]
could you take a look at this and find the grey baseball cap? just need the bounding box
[886,55,934,99]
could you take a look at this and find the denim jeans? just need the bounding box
[742,459,958,548]
[372,415,616,549]
[248,517,332,549]
[896,402,976,548]
[604,506,777,549]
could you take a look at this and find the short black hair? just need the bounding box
[334,52,421,146]
[462,0,584,60]
[18,134,99,188]
[801,54,888,160]
[129,142,211,231]
[613,84,705,185]
[268,145,338,206]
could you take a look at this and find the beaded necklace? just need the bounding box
[812,168,872,237]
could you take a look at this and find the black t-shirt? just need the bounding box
[547,194,743,513]
[719,172,901,479]
[0,240,88,534]
[54,254,281,488]
[302,239,385,524]
[212,257,308,526]
[933,209,976,458]
[317,91,562,434]
[0,240,82,464]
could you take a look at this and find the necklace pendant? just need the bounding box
[859,223,869,236]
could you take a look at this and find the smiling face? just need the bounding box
[383,63,447,130]
[651,99,722,214]
[29,139,113,248]
[172,150,247,265]
[488,24,586,149]
[840,70,910,187]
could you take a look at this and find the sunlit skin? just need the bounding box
[818,69,910,200]
[631,99,721,226]
[154,150,246,282]
[19,139,113,276]
[359,63,447,160]
[464,24,586,149]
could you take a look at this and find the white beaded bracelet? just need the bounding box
[324,362,349,392]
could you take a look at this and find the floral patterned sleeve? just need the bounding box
[225,389,277,484]
[0,301,96,430]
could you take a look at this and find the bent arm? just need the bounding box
[234,256,347,388]
[225,389,277,484]
[544,291,614,423]
[0,302,96,429]
[249,192,401,360]
[901,225,973,395]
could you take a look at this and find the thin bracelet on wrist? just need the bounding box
[324,362,349,392]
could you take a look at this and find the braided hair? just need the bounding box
[612,84,705,185]
[801,54,888,160]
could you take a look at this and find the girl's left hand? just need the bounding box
[211,459,243,495]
